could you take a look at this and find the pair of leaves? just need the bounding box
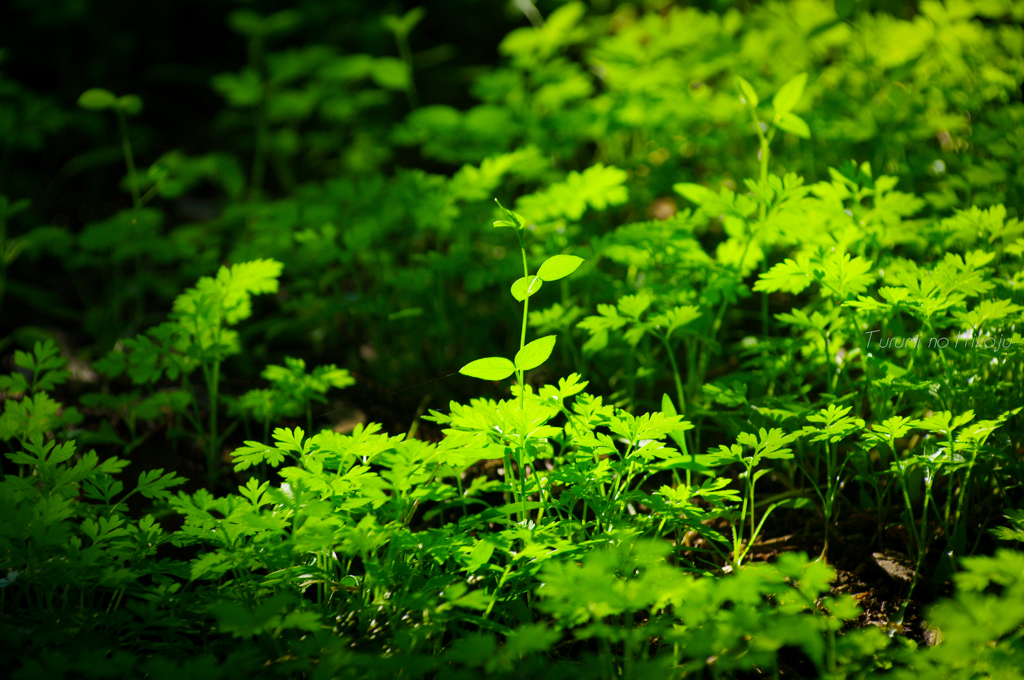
[463,249,585,380]
[736,73,810,139]
[510,254,586,301]
[78,88,142,116]
[460,335,557,381]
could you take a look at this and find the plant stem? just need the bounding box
[0,206,7,323]
[752,109,773,338]
[519,234,529,352]
[115,110,141,209]
[656,333,685,417]
[393,30,419,110]
[517,234,530,525]
[206,360,221,489]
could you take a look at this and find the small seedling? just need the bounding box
[459,199,584,523]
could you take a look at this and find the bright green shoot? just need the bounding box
[459,199,584,524]
[798,404,865,561]
[717,427,798,570]
[735,72,810,337]
[735,73,810,187]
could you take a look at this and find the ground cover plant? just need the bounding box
[2,0,1024,677]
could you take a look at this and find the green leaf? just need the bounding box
[954,298,1024,329]
[239,477,271,508]
[262,10,302,36]
[702,380,748,407]
[515,164,628,223]
[388,307,423,320]
[211,69,263,107]
[382,7,425,38]
[465,539,496,572]
[651,305,701,338]
[819,252,875,300]
[136,468,185,500]
[864,416,919,444]
[173,258,283,328]
[772,72,807,115]
[729,427,797,463]
[78,88,117,110]
[493,198,524,229]
[661,393,678,417]
[115,95,142,116]
[617,292,652,319]
[514,335,557,371]
[0,372,29,394]
[775,112,810,138]
[807,17,847,39]
[500,624,561,665]
[370,57,409,90]
[511,276,544,301]
[274,427,307,454]
[754,256,815,294]
[8,340,69,393]
[461,357,516,381]
[536,254,584,282]
[673,182,720,207]
[227,9,262,36]
[736,76,759,108]
[801,404,865,443]
[232,441,289,471]
[211,594,315,638]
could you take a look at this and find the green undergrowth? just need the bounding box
[2,0,1024,677]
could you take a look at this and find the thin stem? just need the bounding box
[115,110,141,209]
[114,110,146,324]
[517,234,530,525]
[519,236,529,352]
[656,332,685,417]
[394,31,419,109]
[503,446,515,527]
[206,360,221,489]
[751,109,772,339]
[0,206,8,321]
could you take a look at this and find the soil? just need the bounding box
[743,506,949,648]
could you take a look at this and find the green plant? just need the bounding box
[4,0,1024,676]
[0,340,81,446]
[798,404,865,559]
[77,88,146,208]
[455,198,586,524]
[233,355,355,444]
[93,259,283,487]
[0,342,185,666]
[892,550,1024,680]
[715,427,799,569]
[382,8,426,110]
[993,509,1024,544]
